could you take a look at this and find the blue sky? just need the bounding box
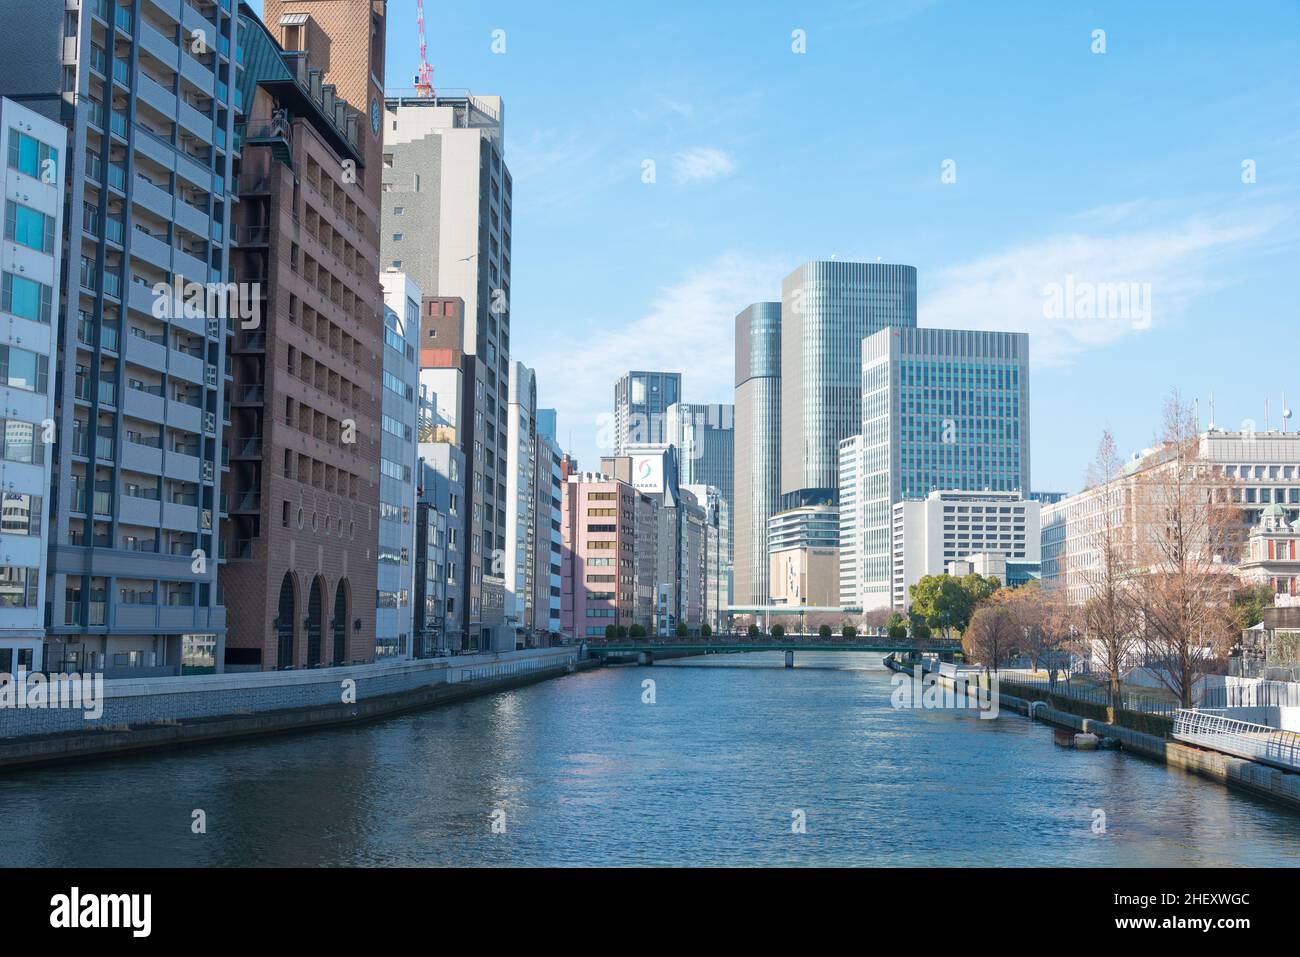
[257,0,1300,493]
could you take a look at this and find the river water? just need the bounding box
[1,653,1296,867]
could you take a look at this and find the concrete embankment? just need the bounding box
[884,657,1300,814]
[0,648,596,771]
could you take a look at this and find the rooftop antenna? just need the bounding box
[414,0,435,97]
[1207,392,1216,431]
[1284,394,1293,434]
[1265,397,1270,433]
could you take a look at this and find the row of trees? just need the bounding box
[959,391,1254,709]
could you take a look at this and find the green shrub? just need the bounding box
[701,624,712,637]
[842,623,857,638]
[604,625,617,639]
[629,624,646,638]
[675,622,688,637]
[771,624,785,639]
[748,623,760,637]
[819,624,832,638]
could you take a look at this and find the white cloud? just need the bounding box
[531,252,783,460]
[922,207,1286,366]
[672,147,736,184]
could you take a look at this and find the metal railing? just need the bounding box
[984,669,1181,717]
[1173,709,1300,772]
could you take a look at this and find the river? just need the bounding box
[1,653,1296,866]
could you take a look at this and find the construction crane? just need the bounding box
[414,0,435,97]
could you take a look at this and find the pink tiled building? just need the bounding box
[561,474,638,638]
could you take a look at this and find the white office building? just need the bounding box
[0,100,65,673]
[892,490,1041,609]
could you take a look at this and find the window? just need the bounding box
[0,492,41,536]
[0,565,38,608]
[7,129,57,181]
[0,419,39,464]
[2,272,53,323]
[5,201,55,252]
[0,346,48,393]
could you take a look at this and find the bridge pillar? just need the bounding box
[784,650,794,669]
[637,651,654,666]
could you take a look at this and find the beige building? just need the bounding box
[1042,430,1300,606]
[770,547,840,607]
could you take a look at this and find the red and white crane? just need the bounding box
[414,0,435,97]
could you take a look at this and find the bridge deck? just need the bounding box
[585,640,960,655]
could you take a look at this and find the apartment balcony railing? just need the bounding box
[125,433,162,449]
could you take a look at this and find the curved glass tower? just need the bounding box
[733,302,781,606]
[779,261,917,499]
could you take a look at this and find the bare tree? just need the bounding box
[990,582,1071,673]
[963,605,1017,673]
[1078,428,1141,710]
[1130,391,1243,706]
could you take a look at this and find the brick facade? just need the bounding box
[222,2,386,669]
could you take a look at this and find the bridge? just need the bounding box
[584,636,963,668]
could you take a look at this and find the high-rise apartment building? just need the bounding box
[377,271,420,658]
[382,92,511,651]
[505,360,536,635]
[613,371,681,454]
[0,101,65,674]
[733,302,780,607]
[779,261,917,500]
[849,327,1031,610]
[0,0,242,675]
[221,1,386,670]
[530,409,563,638]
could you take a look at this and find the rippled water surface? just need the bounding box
[1,653,1296,866]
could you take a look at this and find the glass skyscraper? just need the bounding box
[854,326,1031,610]
[733,302,780,606]
[613,371,681,454]
[779,261,917,500]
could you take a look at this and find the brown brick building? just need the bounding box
[221,1,387,669]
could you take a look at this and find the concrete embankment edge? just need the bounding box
[0,658,601,771]
[884,658,1300,814]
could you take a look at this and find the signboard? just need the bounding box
[632,453,664,494]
